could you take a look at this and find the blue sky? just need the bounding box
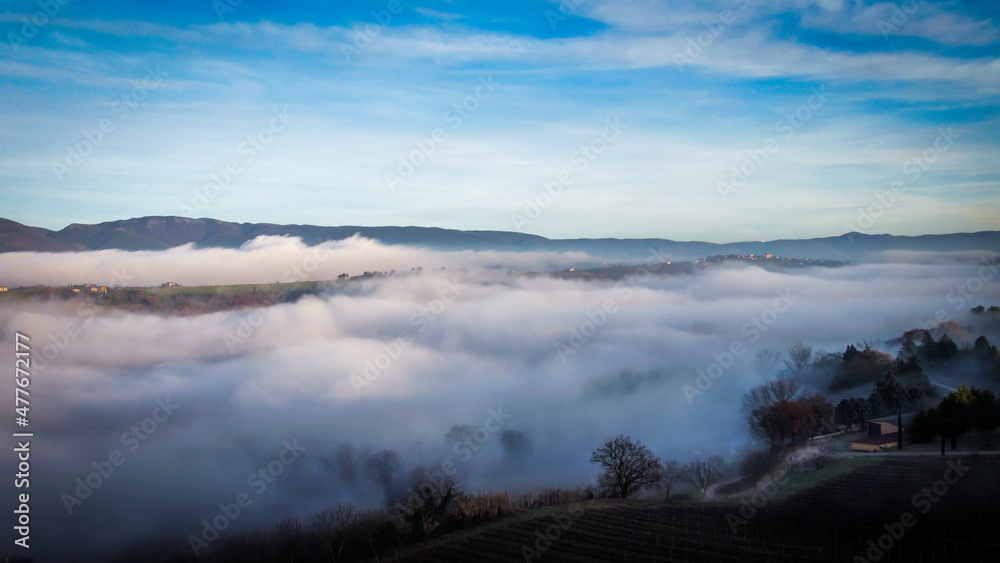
[0,0,998,242]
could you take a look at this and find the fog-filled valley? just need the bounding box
[2,238,999,561]
[5,0,1000,558]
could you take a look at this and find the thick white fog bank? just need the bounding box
[0,235,597,287]
[1,247,999,561]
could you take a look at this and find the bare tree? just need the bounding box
[783,342,813,379]
[273,517,305,562]
[308,503,358,562]
[660,460,683,500]
[215,531,269,563]
[684,456,723,498]
[744,379,802,413]
[356,509,396,559]
[814,441,836,468]
[590,435,663,499]
[364,449,402,502]
[754,348,781,377]
[391,469,461,540]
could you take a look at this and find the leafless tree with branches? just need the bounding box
[590,435,663,499]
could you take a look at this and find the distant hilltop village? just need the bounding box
[698,253,846,267]
[69,283,108,294]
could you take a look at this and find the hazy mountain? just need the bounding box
[2,216,999,263]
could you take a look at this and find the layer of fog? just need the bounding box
[1,240,999,561]
[0,235,600,288]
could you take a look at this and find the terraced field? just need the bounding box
[399,456,1000,562]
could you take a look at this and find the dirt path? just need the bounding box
[706,438,1000,502]
[705,442,828,501]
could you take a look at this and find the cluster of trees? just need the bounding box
[904,331,1000,384]
[974,336,1000,384]
[742,379,835,447]
[897,330,960,363]
[902,330,1000,384]
[970,305,1000,313]
[826,342,895,390]
[589,435,723,499]
[835,364,932,426]
[974,335,1000,359]
[764,329,999,393]
[910,386,1000,448]
[973,335,1000,379]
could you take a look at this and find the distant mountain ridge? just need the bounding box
[2,216,999,263]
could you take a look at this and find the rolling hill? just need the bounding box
[398,456,1000,562]
[2,216,999,263]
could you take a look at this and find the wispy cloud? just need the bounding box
[0,0,996,239]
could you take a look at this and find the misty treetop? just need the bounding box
[767,326,999,396]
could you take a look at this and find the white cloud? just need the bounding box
[799,1,1000,46]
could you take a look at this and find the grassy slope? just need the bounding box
[769,456,884,500]
[146,280,328,297]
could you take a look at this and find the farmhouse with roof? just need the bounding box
[850,414,914,452]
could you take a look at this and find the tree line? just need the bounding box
[909,386,1000,448]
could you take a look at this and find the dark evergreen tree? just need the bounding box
[909,408,941,443]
